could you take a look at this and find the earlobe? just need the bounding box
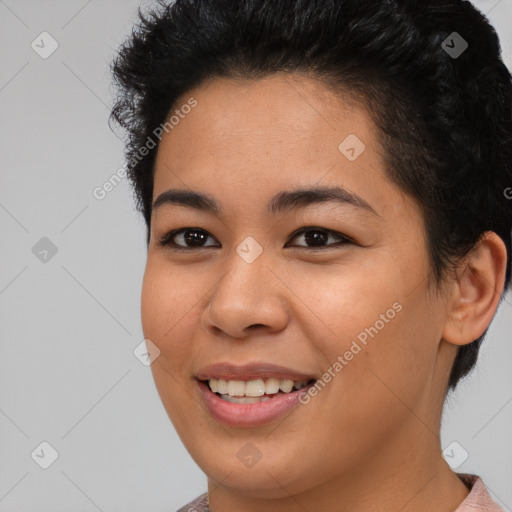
[442,232,508,346]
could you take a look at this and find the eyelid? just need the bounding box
[157,227,219,248]
[286,226,355,247]
[157,226,354,250]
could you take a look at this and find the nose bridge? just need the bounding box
[218,236,272,302]
[203,237,288,335]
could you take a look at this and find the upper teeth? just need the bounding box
[208,378,310,397]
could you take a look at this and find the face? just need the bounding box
[141,73,452,498]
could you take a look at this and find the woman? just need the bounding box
[110,0,511,510]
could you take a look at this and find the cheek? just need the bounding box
[297,254,438,413]
[141,260,204,431]
[141,259,199,365]
[322,280,441,436]
[291,258,404,349]
[141,264,168,346]
[371,287,443,395]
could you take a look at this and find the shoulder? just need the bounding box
[454,474,504,512]
[175,492,209,512]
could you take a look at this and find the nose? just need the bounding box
[201,248,289,339]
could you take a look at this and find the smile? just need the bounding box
[207,378,314,403]
[197,379,318,426]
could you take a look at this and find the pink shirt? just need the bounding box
[455,474,504,512]
[176,473,504,512]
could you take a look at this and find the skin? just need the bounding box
[141,73,508,512]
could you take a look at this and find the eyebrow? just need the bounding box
[152,185,378,216]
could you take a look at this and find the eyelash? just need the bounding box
[157,226,354,250]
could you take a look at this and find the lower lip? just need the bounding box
[196,379,315,427]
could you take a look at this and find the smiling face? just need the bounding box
[141,73,458,503]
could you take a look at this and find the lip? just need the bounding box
[196,362,317,381]
[196,379,316,427]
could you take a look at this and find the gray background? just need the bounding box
[0,0,511,510]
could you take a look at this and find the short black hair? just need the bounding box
[110,0,512,390]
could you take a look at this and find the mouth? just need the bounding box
[201,377,316,404]
[195,362,319,426]
[196,373,318,426]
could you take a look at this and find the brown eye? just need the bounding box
[158,228,220,249]
[158,226,353,250]
[286,227,352,248]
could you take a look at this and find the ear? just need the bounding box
[442,232,508,346]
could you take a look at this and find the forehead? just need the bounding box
[156,73,370,167]
[152,73,413,223]
[156,74,378,174]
